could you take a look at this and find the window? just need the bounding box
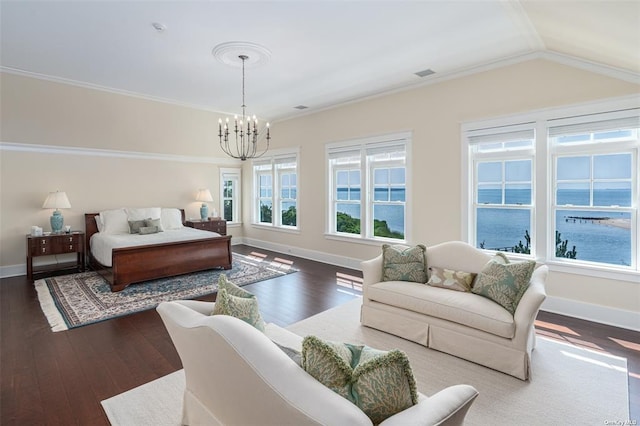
[464,103,640,275]
[550,113,638,267]
[220,168,241,223]
[327,133,409,242]
[252,152,298,229]
[468,125,535,253]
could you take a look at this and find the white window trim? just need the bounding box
[462,95,640,281]
[251,148,300,231]
[326,131,412,244]
[219,167,241,225]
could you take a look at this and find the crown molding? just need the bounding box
[0,66,233,116]
[539,50,640,85]
[273,51,640,123]
[0,141,241,166]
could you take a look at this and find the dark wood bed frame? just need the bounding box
[84,210,232,292]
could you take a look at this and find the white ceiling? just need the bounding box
[1,1,639,122]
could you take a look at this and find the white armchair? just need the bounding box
[157,300,479,426]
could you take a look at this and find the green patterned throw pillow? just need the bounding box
[427,266,476,292]
[472,254,535,314]
[217,274,255,298]
[301,336,418,424]
[128,219,147,234]
[382,244,427,283]
[211,275,265,332]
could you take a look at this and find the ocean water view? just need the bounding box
[477,188,632,266]
[336,188,633,266]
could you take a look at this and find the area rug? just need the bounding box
[35,253,296,332]
[101,299,630,426]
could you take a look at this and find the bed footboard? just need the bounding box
[109,236,232,291]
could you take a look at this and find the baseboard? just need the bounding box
[541,296,640,332]
[0,264,25,279]
[239,237,363,270]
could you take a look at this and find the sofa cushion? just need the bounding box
[427,266,476,292]
[211,275,265,332]
[472,255,536,315]
[301,335,418,424]
[382,244,427,283]
[368,281,515,338]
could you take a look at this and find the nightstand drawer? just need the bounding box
[190,222,209,230]
[31,238,53,255]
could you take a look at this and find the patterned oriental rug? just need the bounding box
[34,253,296,332]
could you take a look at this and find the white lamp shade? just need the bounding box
[42,191,71,209]
[196,189,213,202]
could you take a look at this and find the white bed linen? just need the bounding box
[90,228,220,267]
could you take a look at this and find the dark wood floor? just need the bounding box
[1,244,638,424]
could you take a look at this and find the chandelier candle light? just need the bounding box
[218,54,270,161]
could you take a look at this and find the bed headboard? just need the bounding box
[84,209,187,255]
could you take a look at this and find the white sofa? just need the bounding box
[157,299,479,426]
[361,241,548,380]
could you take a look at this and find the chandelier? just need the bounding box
[218,54,271,161]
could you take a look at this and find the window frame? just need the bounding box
[326,132,411,244]
[472,143,536,255]
[462,96,640,280]
[251,150,299,231]
[219,168,241,224]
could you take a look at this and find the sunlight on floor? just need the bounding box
[609,337,640,353]
[536,325,605,353]
[560,350,627,373]
[247,251,268,262]
[534,319,580,336]
[336,272,363,295]
[270,257,294,271]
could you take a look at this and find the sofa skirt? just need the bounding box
[361,302,532,380]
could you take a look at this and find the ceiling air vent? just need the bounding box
[414,68,435,78]
[294,105,309,110]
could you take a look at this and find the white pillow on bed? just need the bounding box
[100,208,130,234]
[161,208,184,230]
[125,207,163,230]
[95,216,104,233]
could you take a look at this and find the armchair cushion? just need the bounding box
[301,335,418,424]
[211,275,265,331]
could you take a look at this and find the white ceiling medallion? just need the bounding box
[212,42,271,68]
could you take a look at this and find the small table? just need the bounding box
[185,219,227,235]
[26,231,85,282]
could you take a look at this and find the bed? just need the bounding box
[85,208,232,292]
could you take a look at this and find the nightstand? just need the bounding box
[26,231,85,282]
[185,219,227,235]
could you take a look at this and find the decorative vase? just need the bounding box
[50,210,64,233]
[200,204,208,220]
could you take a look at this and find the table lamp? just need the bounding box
[196,189,213,220]
[42,190,71,233]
